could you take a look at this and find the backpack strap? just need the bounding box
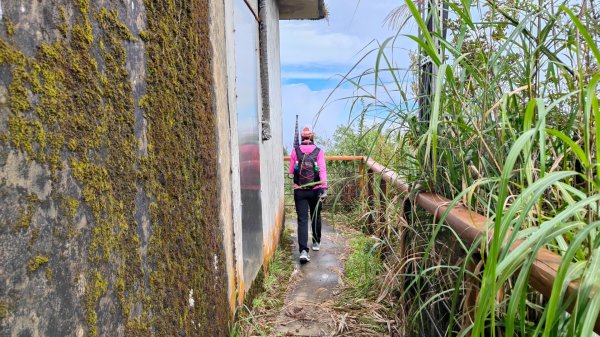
[307,147,320,183]
[294,146,304,161]
[293,146,302,185]
[295,146,319,162]
[307,147,320,160]
[295,146,304,161]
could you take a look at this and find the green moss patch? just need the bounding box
[140,0,229,335]
[3,17,15,37]
[45,267,54,282]
[27,255,49,272]
[1,0,229,334]
[0,299,8,319]
[0,1,140,335]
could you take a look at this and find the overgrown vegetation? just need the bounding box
[326,232,395,336]
[324,0,600,336]
[230,228,295,336]
[343,236,382,298]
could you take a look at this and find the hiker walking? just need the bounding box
[290,125,328,263]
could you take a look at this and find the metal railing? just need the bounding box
[283,155,599,333]
[365,157,600,334]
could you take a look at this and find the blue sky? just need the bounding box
[280,0,418,149]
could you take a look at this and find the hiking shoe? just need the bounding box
[312,242,320,251]
[299,250,310,263]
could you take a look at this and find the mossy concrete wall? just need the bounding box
[0,0,230,335]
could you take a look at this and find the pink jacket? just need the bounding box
[289,144,328,189]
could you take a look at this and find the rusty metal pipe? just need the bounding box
[363,157,599,333]
[281,154,598,331]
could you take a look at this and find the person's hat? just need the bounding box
[301,125,314,138]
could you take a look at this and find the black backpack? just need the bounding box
[294,146,320,188]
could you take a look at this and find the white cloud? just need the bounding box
[280,0,414,68]
[279,0,419,147]
[282,83,356,147]
[280,27,369,66]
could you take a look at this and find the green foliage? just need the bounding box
[231,228,295,336]
[344,236,382,298]
[323,125,409,219]
[333,0,600,336]
[328,124,402,165]
[263,232,294,294]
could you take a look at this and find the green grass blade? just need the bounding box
[562,6,600,62]
[546,129,589,167]
[403,0,441,65]
[543,221,600,336]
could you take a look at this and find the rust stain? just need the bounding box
[231,199,283,310]
[262,199,285,270]
[236,270,246,306]
[228,262,237,314]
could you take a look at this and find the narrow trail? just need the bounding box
[272,215,348,336]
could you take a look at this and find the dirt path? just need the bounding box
[272,215,348,336]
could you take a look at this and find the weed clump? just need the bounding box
[344,236,381,298]
[231,228,294,336]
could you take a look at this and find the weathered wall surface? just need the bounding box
[210,0,242,314]
[222,0,246,307]
[259,0,285,263]
[0,0,229,335]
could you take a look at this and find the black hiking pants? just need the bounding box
[294,188,322,253]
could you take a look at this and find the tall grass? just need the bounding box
[329,0,600,335]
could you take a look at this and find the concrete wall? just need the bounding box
[0,0,295,334]
[221,0,285,304]
[0,1,230,335]
[210,0,240,316]
[259,0,285,265]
